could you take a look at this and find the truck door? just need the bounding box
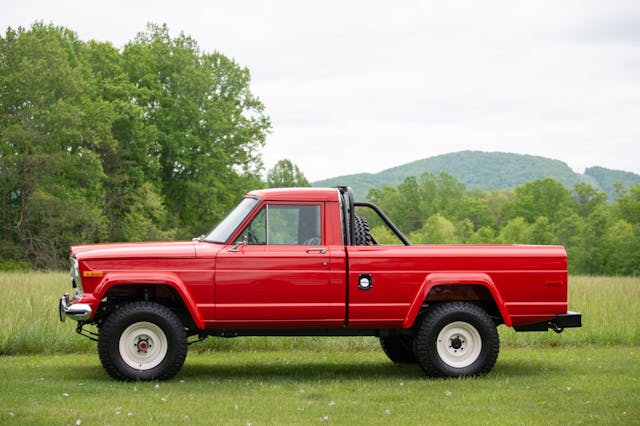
[215,202,337,327]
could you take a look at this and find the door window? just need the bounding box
[236,204,321,245]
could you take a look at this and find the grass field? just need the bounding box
[0,273,639,424]
[1,347,639,425]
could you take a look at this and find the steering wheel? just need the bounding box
[246,229,259,245]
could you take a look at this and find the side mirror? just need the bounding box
[228,237,247,252]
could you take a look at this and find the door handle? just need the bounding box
[306,248,327,254]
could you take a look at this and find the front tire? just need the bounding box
[98,301,187,381]
[414,302,499,378]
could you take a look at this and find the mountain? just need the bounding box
[584,166,640,198]
[313,151,640,200]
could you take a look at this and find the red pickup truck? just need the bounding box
[60,186,581,381]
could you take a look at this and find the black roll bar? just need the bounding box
[354,201,411,246]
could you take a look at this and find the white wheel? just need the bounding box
[118,321,168,370]
[99,301,187,381]
[414,302,499,377]
[436,321,482,368]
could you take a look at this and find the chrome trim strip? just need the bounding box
[69,257,83,294]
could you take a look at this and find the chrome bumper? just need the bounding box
[59,293,92,322]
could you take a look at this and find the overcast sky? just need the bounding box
[3,0,640,181]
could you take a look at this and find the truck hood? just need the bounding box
[71,241,196,260]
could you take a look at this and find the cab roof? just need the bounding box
[247,187,341,202]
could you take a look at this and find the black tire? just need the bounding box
[353,215,373,246]
[413,302,499,378]
[380,335,417,364]
[98,301,187,381]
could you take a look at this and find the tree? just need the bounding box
[369,225,400,245]
[498,217,531,244]
[84,39,174,242]
[454,218,474,243]
[0,24,107,268]
[409,214,457,244]
[367,172,470,234]
[368,185,409,232]
[573,183,607,218]
[469,226,497,244]
[580,204,612,274]
[0,23,272,268]
[615,184,640,225]
[503,178,575,223]
[610,184,640,274]
[266,159,310,188]
[603,219,639,275]
[554,213,588,274]
[529,216,555,245]
[121,24,271,237]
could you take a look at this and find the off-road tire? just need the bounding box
[98,301,187,381]
[353,215,373,246]
[380,335,417,364]
[413,302,499,378]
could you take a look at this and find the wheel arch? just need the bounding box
[93,273,204,329]
[402,273,511,329]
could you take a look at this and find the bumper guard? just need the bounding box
[59,293,92,322]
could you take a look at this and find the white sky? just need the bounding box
[2,0,640,181]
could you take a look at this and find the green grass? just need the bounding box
[0,272,95,355]
[1,347,638,425]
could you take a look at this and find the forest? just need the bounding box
[0,22,276,269]
[364,174,640,275]
[1,23,638,274]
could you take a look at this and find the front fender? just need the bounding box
[402,272,511,328]
[92,272,205,329]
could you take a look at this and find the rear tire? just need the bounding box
[413,302,499,378]
[98,301,187,381]
[380,335,417,364]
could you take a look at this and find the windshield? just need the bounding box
[205,197,260,243]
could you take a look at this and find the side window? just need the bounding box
[242,206,267,245]
[236,204,322,245]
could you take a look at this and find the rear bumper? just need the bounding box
[551,311,582,329]
[59,293,92,322]
[514,311,582,332]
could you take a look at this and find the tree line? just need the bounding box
[0,23,278,269]
[2,23,637,275]
[364,173,640,275]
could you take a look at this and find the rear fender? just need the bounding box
[93,272,204,329]
[402,272,511,328]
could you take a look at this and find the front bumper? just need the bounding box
[59,293,92,322]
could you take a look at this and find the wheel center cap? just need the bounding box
[450,336,463,350]
[135,337,151,353]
